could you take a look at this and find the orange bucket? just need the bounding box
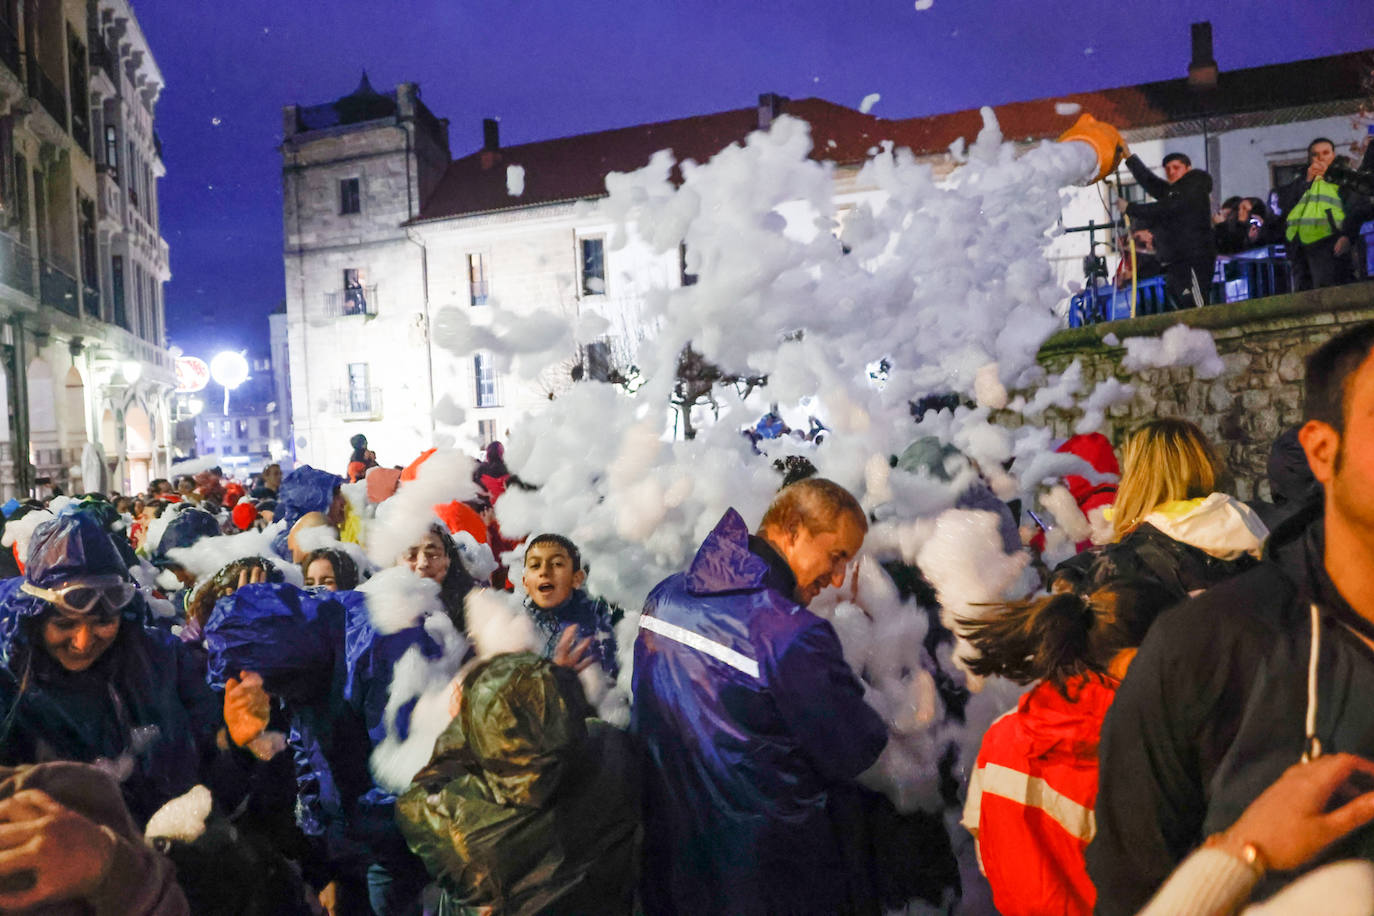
[1057,113,1124,183]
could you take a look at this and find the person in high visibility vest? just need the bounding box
[1277,138,1360,290]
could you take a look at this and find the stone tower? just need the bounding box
[280,74,450,468]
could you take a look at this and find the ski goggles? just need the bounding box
[20,576,137,618]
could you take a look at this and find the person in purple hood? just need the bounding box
[632,478,889,916]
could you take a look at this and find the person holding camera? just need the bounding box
[1277,137,1366,290]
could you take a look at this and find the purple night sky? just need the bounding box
[133,0,1374,360]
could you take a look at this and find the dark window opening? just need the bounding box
[104,124,118,179]
[343,267,368,315]
[580,237,605,296]
[474,353,499,407]
[468,252,488,306]
[340,177,361,215]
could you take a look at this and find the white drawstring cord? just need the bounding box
[1303,602,1323,763]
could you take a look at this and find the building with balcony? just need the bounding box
[0,0,174,497]
[283,33,1373,471]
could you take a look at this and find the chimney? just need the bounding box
[1188,21,1218,90]
[480,118,501,170]
[397,82,418,119]
[757,93,785,130]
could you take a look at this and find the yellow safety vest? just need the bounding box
[1285,177,1345,245]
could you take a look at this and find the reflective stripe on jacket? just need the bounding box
[1285,178,1346,244]
[962,675,1117,916]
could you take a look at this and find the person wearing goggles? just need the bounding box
[0,507,229,827]
[17,576,137,672]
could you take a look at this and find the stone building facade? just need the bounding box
[280,76,450,471]
[0,0,174,498]
[1028,281,1374,501]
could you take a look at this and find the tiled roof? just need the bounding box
[415,99,893,222]
[903,48,1374,149]
[415,48,1374,222]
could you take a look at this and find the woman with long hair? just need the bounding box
[960,578,1175,916]
[1059,418,1267,600]
[300,547,362,592]
[1111,418,1220,541]
[398,523,476,632]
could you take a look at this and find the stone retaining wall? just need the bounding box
[1022,281,1374,501]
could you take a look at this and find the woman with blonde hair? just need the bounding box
[1058,417,1267,604]
[1111,418,1220,541]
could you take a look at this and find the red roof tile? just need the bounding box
[415,49,1373,222]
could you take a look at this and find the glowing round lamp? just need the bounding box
[210,351,250,390]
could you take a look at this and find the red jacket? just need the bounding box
[962,675,1117,916]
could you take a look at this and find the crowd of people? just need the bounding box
[1114,136,1373,307]
[3,322,1374,914]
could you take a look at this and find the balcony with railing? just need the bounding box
[39,261,79,316]
[101,320,174,376]
[71,104,91,153]
[96,166,122,229]
[322,285,378,318]
[88,38,116,87]
[333,387,383,420]
[27,63,67,132]
[0,232,34,297]
[1068,245,1299,327]
[0,15,19,77]
[82,281,100,318]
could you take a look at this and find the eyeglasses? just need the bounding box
[21,577,137,617]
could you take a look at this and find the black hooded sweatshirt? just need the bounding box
[1123,155,1216,266]
[1087,502,1374,914]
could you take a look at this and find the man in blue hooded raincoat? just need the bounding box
[632,478,889,916]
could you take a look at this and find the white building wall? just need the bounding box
[417,208,684,450]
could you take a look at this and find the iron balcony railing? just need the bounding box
[27,63,67,132]
[0,16,18,76]
[40,261,79,316]
[71,105,91,153]
[322,285,378,318]
[1068,245,1298,327]
[0,233,34,297]
[88,38,115,85]
[333,387,383,420]
[82,282,100,318]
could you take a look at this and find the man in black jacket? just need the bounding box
[1087,320,1374,914]
[1115,147,1216,308]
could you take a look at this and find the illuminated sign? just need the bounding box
[175,356,210,393]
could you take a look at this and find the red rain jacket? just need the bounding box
[962,675,1117,916]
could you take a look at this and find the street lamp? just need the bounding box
[123,360,142,385]
[210,350,250,413]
